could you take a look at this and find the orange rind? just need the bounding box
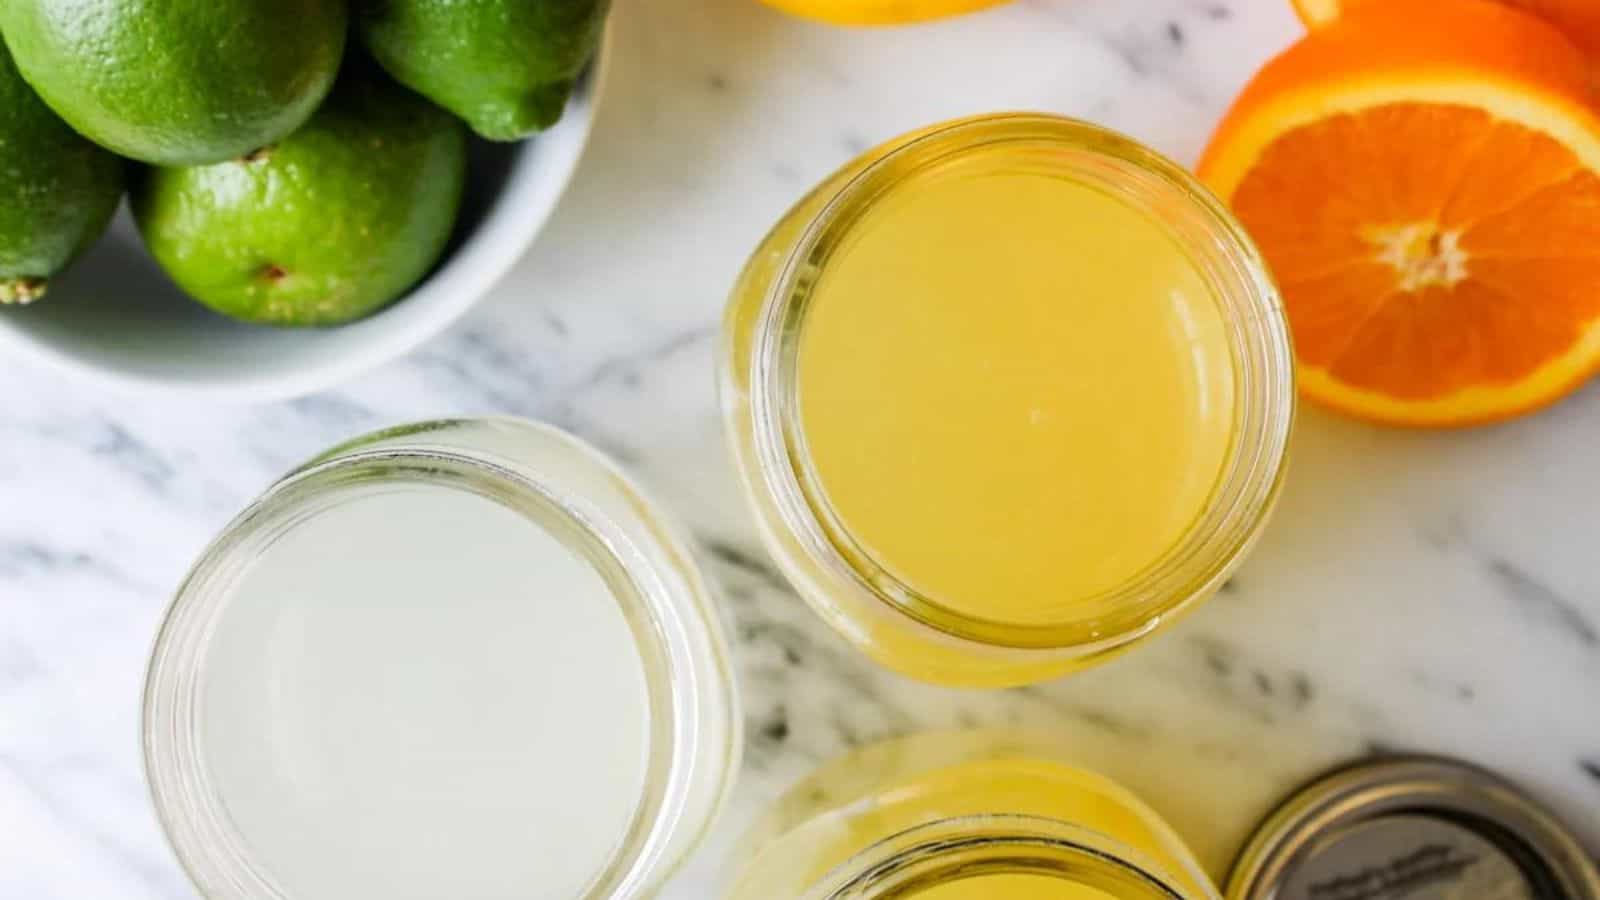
[1293,0,1600,60]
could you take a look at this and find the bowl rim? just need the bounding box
[0,28,614,403]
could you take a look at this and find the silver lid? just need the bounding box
[1227,756,1600,900]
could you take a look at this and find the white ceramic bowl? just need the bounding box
[0,40,610,402]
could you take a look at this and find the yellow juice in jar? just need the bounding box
[720,115,1292,686]
[793,757,1210,897]
[726,733,1216,899]
[798,157,1235,628]
[913,875,1119,899]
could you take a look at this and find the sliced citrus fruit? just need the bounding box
[1292,0,1600,60]
[761,0,1009,25]
[1201,0,1600,427]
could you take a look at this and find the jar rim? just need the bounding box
[796,814,1216,900]
[142,419,737,899]
[747,113,1295,653]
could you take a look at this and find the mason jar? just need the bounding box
[144,418,739,899]
[726,732,1219,900]
[719,113,1294,687]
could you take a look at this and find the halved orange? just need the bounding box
[1293,0,1600,60]
[1200,0,1600,427]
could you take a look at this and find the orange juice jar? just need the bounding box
[719,114,1294,687]
[726,733,1218,900]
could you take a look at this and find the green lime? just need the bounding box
[357,0,608,141]
[131,66,467,327]
[0,39,124,305]
[0,0,346,166]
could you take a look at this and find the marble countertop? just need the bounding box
[3,0,1597,897]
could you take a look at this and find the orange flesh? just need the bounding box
[1231,102,1600,401]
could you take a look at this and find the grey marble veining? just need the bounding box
[3,0,1598,897]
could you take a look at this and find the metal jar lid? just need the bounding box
[1227,756,1600,900]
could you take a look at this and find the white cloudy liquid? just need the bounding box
[199,485,652,899]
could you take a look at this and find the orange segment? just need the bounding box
[1201,0,1600,426]
[1292,0,1600,60]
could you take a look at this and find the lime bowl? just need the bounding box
[0,40,610,402]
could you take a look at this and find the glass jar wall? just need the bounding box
[726,732,1218,900]
[720,114,1294,687]
[144,418,739,899]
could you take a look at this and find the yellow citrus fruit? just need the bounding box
[761,0,1010,26]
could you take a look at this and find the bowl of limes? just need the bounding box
[0,0,610,400]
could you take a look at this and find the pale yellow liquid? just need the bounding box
[725,734,1214,900]
[821,757,1206,897]
[913,875,1119,900]
[798,161,1235,627]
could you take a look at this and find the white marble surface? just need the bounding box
[3,0,1598,897]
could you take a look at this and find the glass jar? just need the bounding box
[726,732,1218,900]
[144,418,739,899]
[719,114,1294,687]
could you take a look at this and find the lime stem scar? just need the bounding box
[0,277,47,305]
